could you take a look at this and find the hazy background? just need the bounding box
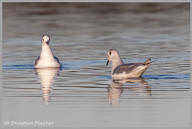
[2,3,191,128]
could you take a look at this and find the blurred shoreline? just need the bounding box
[4,3,189,14]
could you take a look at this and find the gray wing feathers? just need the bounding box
[35,56,40,65]
[54,56,60,64]
[113,63,143,74]
[34,56,60,65]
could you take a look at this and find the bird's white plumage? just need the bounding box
[34,35,61,68]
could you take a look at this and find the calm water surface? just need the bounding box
[2,3,191,127]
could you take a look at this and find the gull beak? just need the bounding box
[106,60,109,66]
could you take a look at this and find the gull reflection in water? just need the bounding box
[35,68,60,105]
[108,78,151,105]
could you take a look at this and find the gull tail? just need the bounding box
[144,58,151,65]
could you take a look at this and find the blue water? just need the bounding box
[3,60,105,70]
[3,63,190,80]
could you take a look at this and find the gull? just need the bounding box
[34,35,61,68]
[106,49,151,80]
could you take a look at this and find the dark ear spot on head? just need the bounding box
[109,51,111,55]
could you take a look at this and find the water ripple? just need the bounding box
[143,74,190,80]
[3,60,105,70]
[3,63,190,80]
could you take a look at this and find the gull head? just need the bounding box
[42,35,50,44]
[106,49,120,66]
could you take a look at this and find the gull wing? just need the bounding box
[54,56,60,64]
[113,63,144,74]
[35,56,40,65]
